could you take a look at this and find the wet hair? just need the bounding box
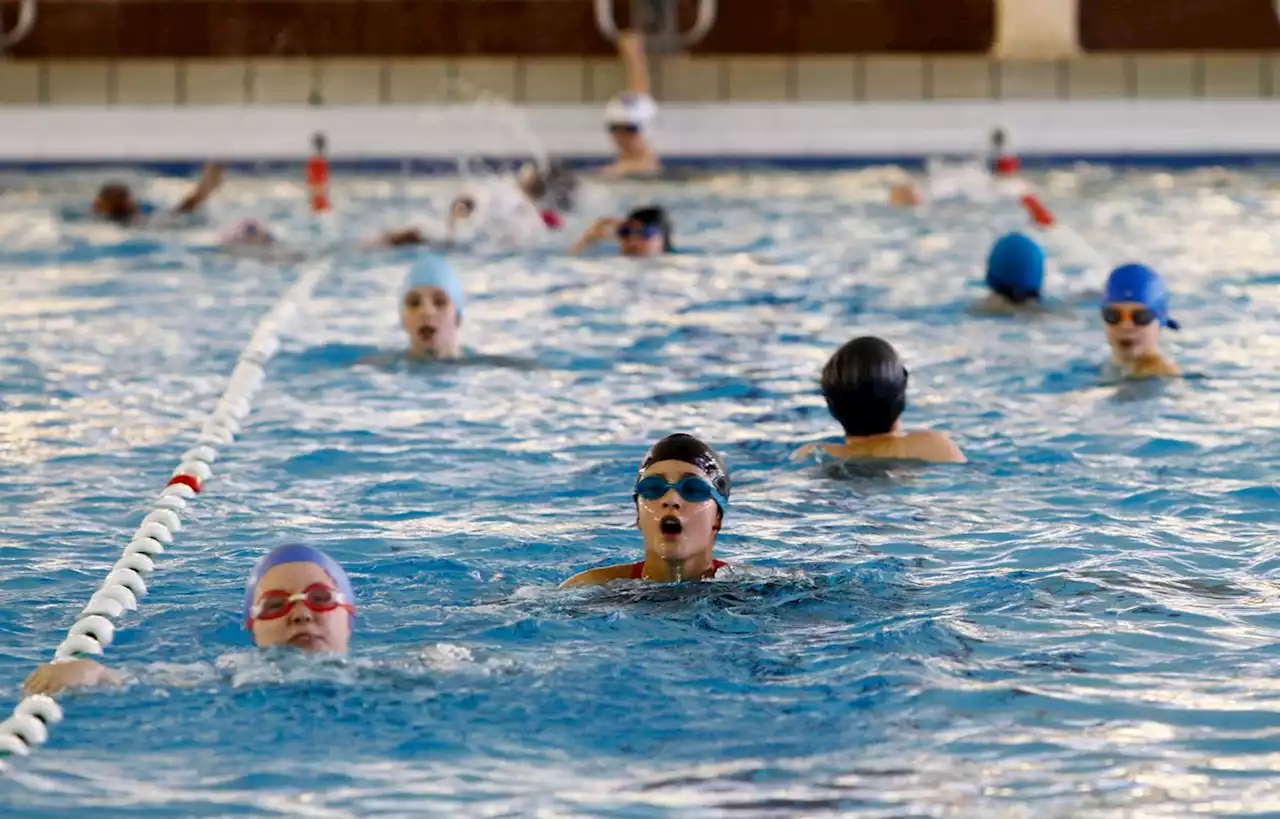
[637,433,731,515]
[820,336,910,438]
[625,206,673,252]
[95,182,136,223]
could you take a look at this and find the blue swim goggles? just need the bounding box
[634,474,728,511]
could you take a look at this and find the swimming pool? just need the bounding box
[2,165,1279,816]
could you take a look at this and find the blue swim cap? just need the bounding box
[1103,263,1180,330]
[242,544,355,626]
[401,254,464,317]
[985,232,1045,302]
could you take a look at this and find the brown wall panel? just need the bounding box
[5,0,995,59]
[1080,0,1280,50]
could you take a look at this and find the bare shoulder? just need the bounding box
[904,431,968,464]
[559,564,635,588]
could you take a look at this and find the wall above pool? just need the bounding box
[2,101,1280,171]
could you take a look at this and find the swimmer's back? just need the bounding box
[797,431,966,465]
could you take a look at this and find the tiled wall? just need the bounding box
[2,54,1278,106]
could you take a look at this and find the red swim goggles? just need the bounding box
[248,583,354,623]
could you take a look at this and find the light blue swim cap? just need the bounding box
[242,544,355,627]
[401,254,464,317]
[985,232,1045,300]
[1103,263,1180,330]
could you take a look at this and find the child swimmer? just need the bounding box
[793,337,967,464]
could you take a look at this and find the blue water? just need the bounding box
[2,167,1280,816]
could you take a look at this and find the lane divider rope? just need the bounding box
[0,257,336,774]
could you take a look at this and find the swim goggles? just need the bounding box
[249,583,354,622]
[608,123,641,134]
[617,223,662,240]
[634,474,728,511]
[1101,305,1157,327]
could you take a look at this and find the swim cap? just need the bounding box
[401,254,465,317]
[242,544,355,626]
[821,336,910,438]
[604,92,658,130]
[624,205,673,252]
[222,218,275,244]
[985,232,1044,303]
[1103,263,1180,330]
[638,433,731,507]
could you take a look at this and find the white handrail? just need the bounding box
[0,257,335,774]
[595,0,717,49]
[0,0,36,53]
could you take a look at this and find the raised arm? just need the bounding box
[618,30,650,97]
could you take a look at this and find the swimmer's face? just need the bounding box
[617,220,665,257]
[1102,301,1160,362]
[93,183,138,223]
[609,124,645,156]
[401,285,460,357]
[450,196,476,221]
[249,562,351,654]
[634,459,722,562]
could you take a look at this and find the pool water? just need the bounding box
[2,166,1280,816]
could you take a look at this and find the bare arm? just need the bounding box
[618,30,650,96]
[569,217,620,255]
[174,163,224,214]
[23,659,123,696]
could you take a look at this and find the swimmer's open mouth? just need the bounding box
[660,516,682,536]
[417,326,437,341]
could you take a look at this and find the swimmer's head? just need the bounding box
[990,127,1007,153]
[604,92,656,156]
[820,336,909,438]
[985,232,1045,304]
[635,433,730,560]
[223,218,276,246]
[450,195,477,221]
[400,254,464,358]
[243,544,355,654]
[93,182,139,224]
[617,206,671,256]
[889,183,921,208]
[1101,263,1178,362]
[518,160,578,212]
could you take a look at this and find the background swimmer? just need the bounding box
[561,434,732,587]
[1101,263,1181,378]
[793,336,966,464]
[517,159,579,227]
[91,162,224,225]
[601,30,661,178]
[570,205,673,256]
[974,231,1047,314]
[23,544,355,696]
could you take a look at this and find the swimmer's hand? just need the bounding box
[569,217,620,254]
[23,659,122,696]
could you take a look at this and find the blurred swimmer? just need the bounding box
[570,205,672,256]
[601,30,661,178]
[562,433,733,587]
[23,544,355,695]
[91,162,224,225]
[973,231,1047,314]
[792,337,966,464]
[399,254,466,360]
[517,159,579,228]
[373,174,549,249]
[1100,263,1181,378]
[989,127,1021,176]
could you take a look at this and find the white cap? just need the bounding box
[604,92,658,130]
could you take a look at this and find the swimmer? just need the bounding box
[372,175,548,249]
[990,127,1020,176]
[570,205,672,256]
[561,433,733,587]
[1100,263,1181,378]
[889,182,922,208]
[398,254,466,360]
[91,162,224,225]
[792,337,967,464]
[973,231,1047,314]
[22,544,355,696]
[600,30,661,178]
[517,159,579,228]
